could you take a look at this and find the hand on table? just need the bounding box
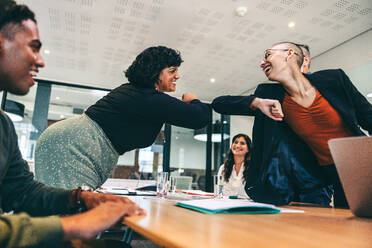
[61,201,145,240]
[80,191,133,209]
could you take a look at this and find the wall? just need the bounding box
[311,29,372,103]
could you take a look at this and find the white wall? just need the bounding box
[311,29,372,103]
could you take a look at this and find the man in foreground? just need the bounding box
[0,1,144,247]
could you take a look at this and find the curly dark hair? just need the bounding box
[0,1,36,40]
[222,133,252,183]
[125,46,183,88]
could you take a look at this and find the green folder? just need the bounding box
[177,199,280,214]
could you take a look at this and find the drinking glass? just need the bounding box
[156,172,169,197]
[213,175,223,198]
[170,176,177,193]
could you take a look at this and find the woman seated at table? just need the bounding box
[217,133,252,198]
[35,46,210,190]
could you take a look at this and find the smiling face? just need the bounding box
[260,44,290,81]
[0,19,45,95]
[155,66,180,92]
[260,43,303,81]
[231,136,249,157]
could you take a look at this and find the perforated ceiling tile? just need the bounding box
[256,1,271,11]
[133,1,145,10]
[117,0,129,6]
[280,0,295,5]
[81,0,93,7]
[283,9,297,17]
[359,7,371,15]
[271,6,284,14]
[334,0,349,8]
[346,3,361,12]
[333,12,347,19]
[114,7,126,15]
[294,0,307,9]
[320,9,335,16]
[309,17,322,24]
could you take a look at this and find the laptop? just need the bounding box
[328,136,372,218]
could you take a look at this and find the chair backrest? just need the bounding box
[173,176,193,190]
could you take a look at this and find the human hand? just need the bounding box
[182,93,198,103]
[80,192,134,209]
[251,97,284,121]
[61,201,145,240]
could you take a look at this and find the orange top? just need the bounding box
[282,90,351,165]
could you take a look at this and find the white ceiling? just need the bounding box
[20,0,372,102]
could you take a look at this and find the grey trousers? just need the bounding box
[35,114,119,190]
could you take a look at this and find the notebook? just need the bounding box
[328,136,372,218]
[177,198,280,214]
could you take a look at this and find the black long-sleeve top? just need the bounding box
[85,83,210,154]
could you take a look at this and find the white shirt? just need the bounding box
[217,163,249,198]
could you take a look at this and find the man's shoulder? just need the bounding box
[0,110,12,129]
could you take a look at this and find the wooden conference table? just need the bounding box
[123,198,372,248]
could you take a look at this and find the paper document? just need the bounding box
[177,198,280,214]
[180,190,215,197]
[96,187,156,196]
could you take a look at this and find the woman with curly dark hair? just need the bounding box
[35,46,210,189]
[217,133,252,198]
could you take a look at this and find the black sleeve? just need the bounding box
[147,94,210,129]
[340,69,372,134]
[211,94,257,116]
[0,112,72,217]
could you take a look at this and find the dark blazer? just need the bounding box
[212,69,372,205]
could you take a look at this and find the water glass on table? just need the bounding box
[170,176,177,193]
[213,175,224,198]
[156,172,169,197]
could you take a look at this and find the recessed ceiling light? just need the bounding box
[235,6,247,17]
[60,114,65,118]
[44,50,50,54]
[210,78,216,83]
[56,96,60,100]
[288,22,295,28]
[367,93,372,98]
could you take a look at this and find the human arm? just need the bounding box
[0,213,63,248]
[61,201,144,240]
[0,111,72,216]
[0,201,145,248]
[149,92,210,129]
[212,88,283,121]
